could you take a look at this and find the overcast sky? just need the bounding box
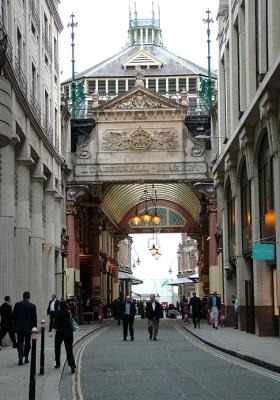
[58,0,219,81]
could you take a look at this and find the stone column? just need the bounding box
[43,183,56,306]
[267,0,280,67]
[208,200,219,294]
[89,226,101,299]
[30,163,44,318]
[15,154,32,297]
[0,144,15,299]
[245,0,256,104]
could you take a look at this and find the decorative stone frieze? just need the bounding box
[114,91,170,110]
[101,127,179,151]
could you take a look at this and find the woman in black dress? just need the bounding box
[54,300,76,373]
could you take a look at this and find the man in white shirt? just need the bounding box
[234,297,239,329]
[47,294,60,332]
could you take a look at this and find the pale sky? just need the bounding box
[58,0,219,81]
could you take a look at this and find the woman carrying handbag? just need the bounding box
[53,300,76,374]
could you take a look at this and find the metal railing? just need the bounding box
[43,115,54,143]
[14,56,28,98]
[29,90,41,122]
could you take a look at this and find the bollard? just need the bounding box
[39,319,46,375]
[29,327,38,400]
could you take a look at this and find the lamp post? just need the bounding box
[203,9,214,111]
[29,327,38,400]
[60,229,69,299]
[39,319,46,375]
[68,13,78,119]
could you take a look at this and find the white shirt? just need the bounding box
[50,299,56,312]
[151,301,155,311]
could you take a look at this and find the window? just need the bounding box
[168,78,176,93]
[64,85,69,99]
[108,80,116,95]
[128,79,134,90]
[258,133,275,240]
[54,37,57,61]
[241,163,252,253]
[87,80,96,94]
[17,27,22,65]
[118,80,126,93]
[45,54,49,68]
[227,185,236,261]
[98,80,106,94]
[44,90,49,121]
[31,63,36,97]
[188,78,197,94]
[148,79,156,91]
[179,78,186,91]
[31,22,35,36]
[158,78,166,94]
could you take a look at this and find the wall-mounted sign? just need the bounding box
[252,244,275,260]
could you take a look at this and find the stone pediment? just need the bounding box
[96,86,185,112]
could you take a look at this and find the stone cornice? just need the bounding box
[46,0,63,33]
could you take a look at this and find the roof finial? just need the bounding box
[135,65,144,87]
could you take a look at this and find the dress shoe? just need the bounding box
[55,363,60,369]
[25,358,29,364]
[18,358,23,366]
[13,343,17,348]
[71,366,76,374]
[123,338,127,341]
[131,337,134,341]
[153,337,157,341]
[149,333,152,340]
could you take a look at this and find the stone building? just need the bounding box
[62,4,219,307]
[0,0,65,318]
[214,0,280,335]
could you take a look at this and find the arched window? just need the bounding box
[227,184,236,260]
[258,133,275,240]
[241,162,252,253]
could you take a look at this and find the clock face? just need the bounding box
[129,128,151,150]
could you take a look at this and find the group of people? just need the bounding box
[117,294,162,341]
[0,292,76,374]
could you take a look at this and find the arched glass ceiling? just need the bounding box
[102,183,200,224]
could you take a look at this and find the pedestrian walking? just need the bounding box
[208,291,221,329]
[13,291,37,365]
[189,292,201,328]
[53,300,76,374]
[47,294,60,332]
[182,301,189,324]
[234,297,239,329]
[145,294,162,340]
[121,295,136,341]
[112,298,122,326]
[0,296,17,350]
[97,301,104,326]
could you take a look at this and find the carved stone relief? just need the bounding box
[113,91,169,110]
[101,127,179,151]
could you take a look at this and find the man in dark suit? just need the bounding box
[120,295,136,341]
[47,294,60,332]
[145,294,162,340]
[13,291,37,365]
[189,292,202,328]
[0,296,17,349]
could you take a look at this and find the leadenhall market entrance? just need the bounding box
[62,78,221,321]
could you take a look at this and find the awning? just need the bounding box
[118,271,143,285]
[167,277,194,286]
[188,272,199,282]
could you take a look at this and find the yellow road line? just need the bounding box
[176,326,280,382]
[72,327,109,400]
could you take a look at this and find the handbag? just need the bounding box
[70,315,79,332]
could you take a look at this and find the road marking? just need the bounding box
[72,327,109,400]
[176,325,280,382]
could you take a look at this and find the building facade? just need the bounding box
[215,0,280,335]
[0,0,65,318]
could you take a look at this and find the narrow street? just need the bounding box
[60,320,280,400]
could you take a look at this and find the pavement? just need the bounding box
[1,319,280,400]
[0,322,101,400]
[184,320,280,372]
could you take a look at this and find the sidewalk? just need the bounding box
[0,322,101,400]
[184,320,280,372]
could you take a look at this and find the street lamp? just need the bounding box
[195,134,228,144]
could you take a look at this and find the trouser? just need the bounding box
[192,313,200,328]
[55,332,76,367]
[235,310,239,328]
[148,317,159,338]
[0,326,17,346]
[211,306,219,327]
[17,332,31,359]
[123,315,134,339]
[49,312,56,331]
